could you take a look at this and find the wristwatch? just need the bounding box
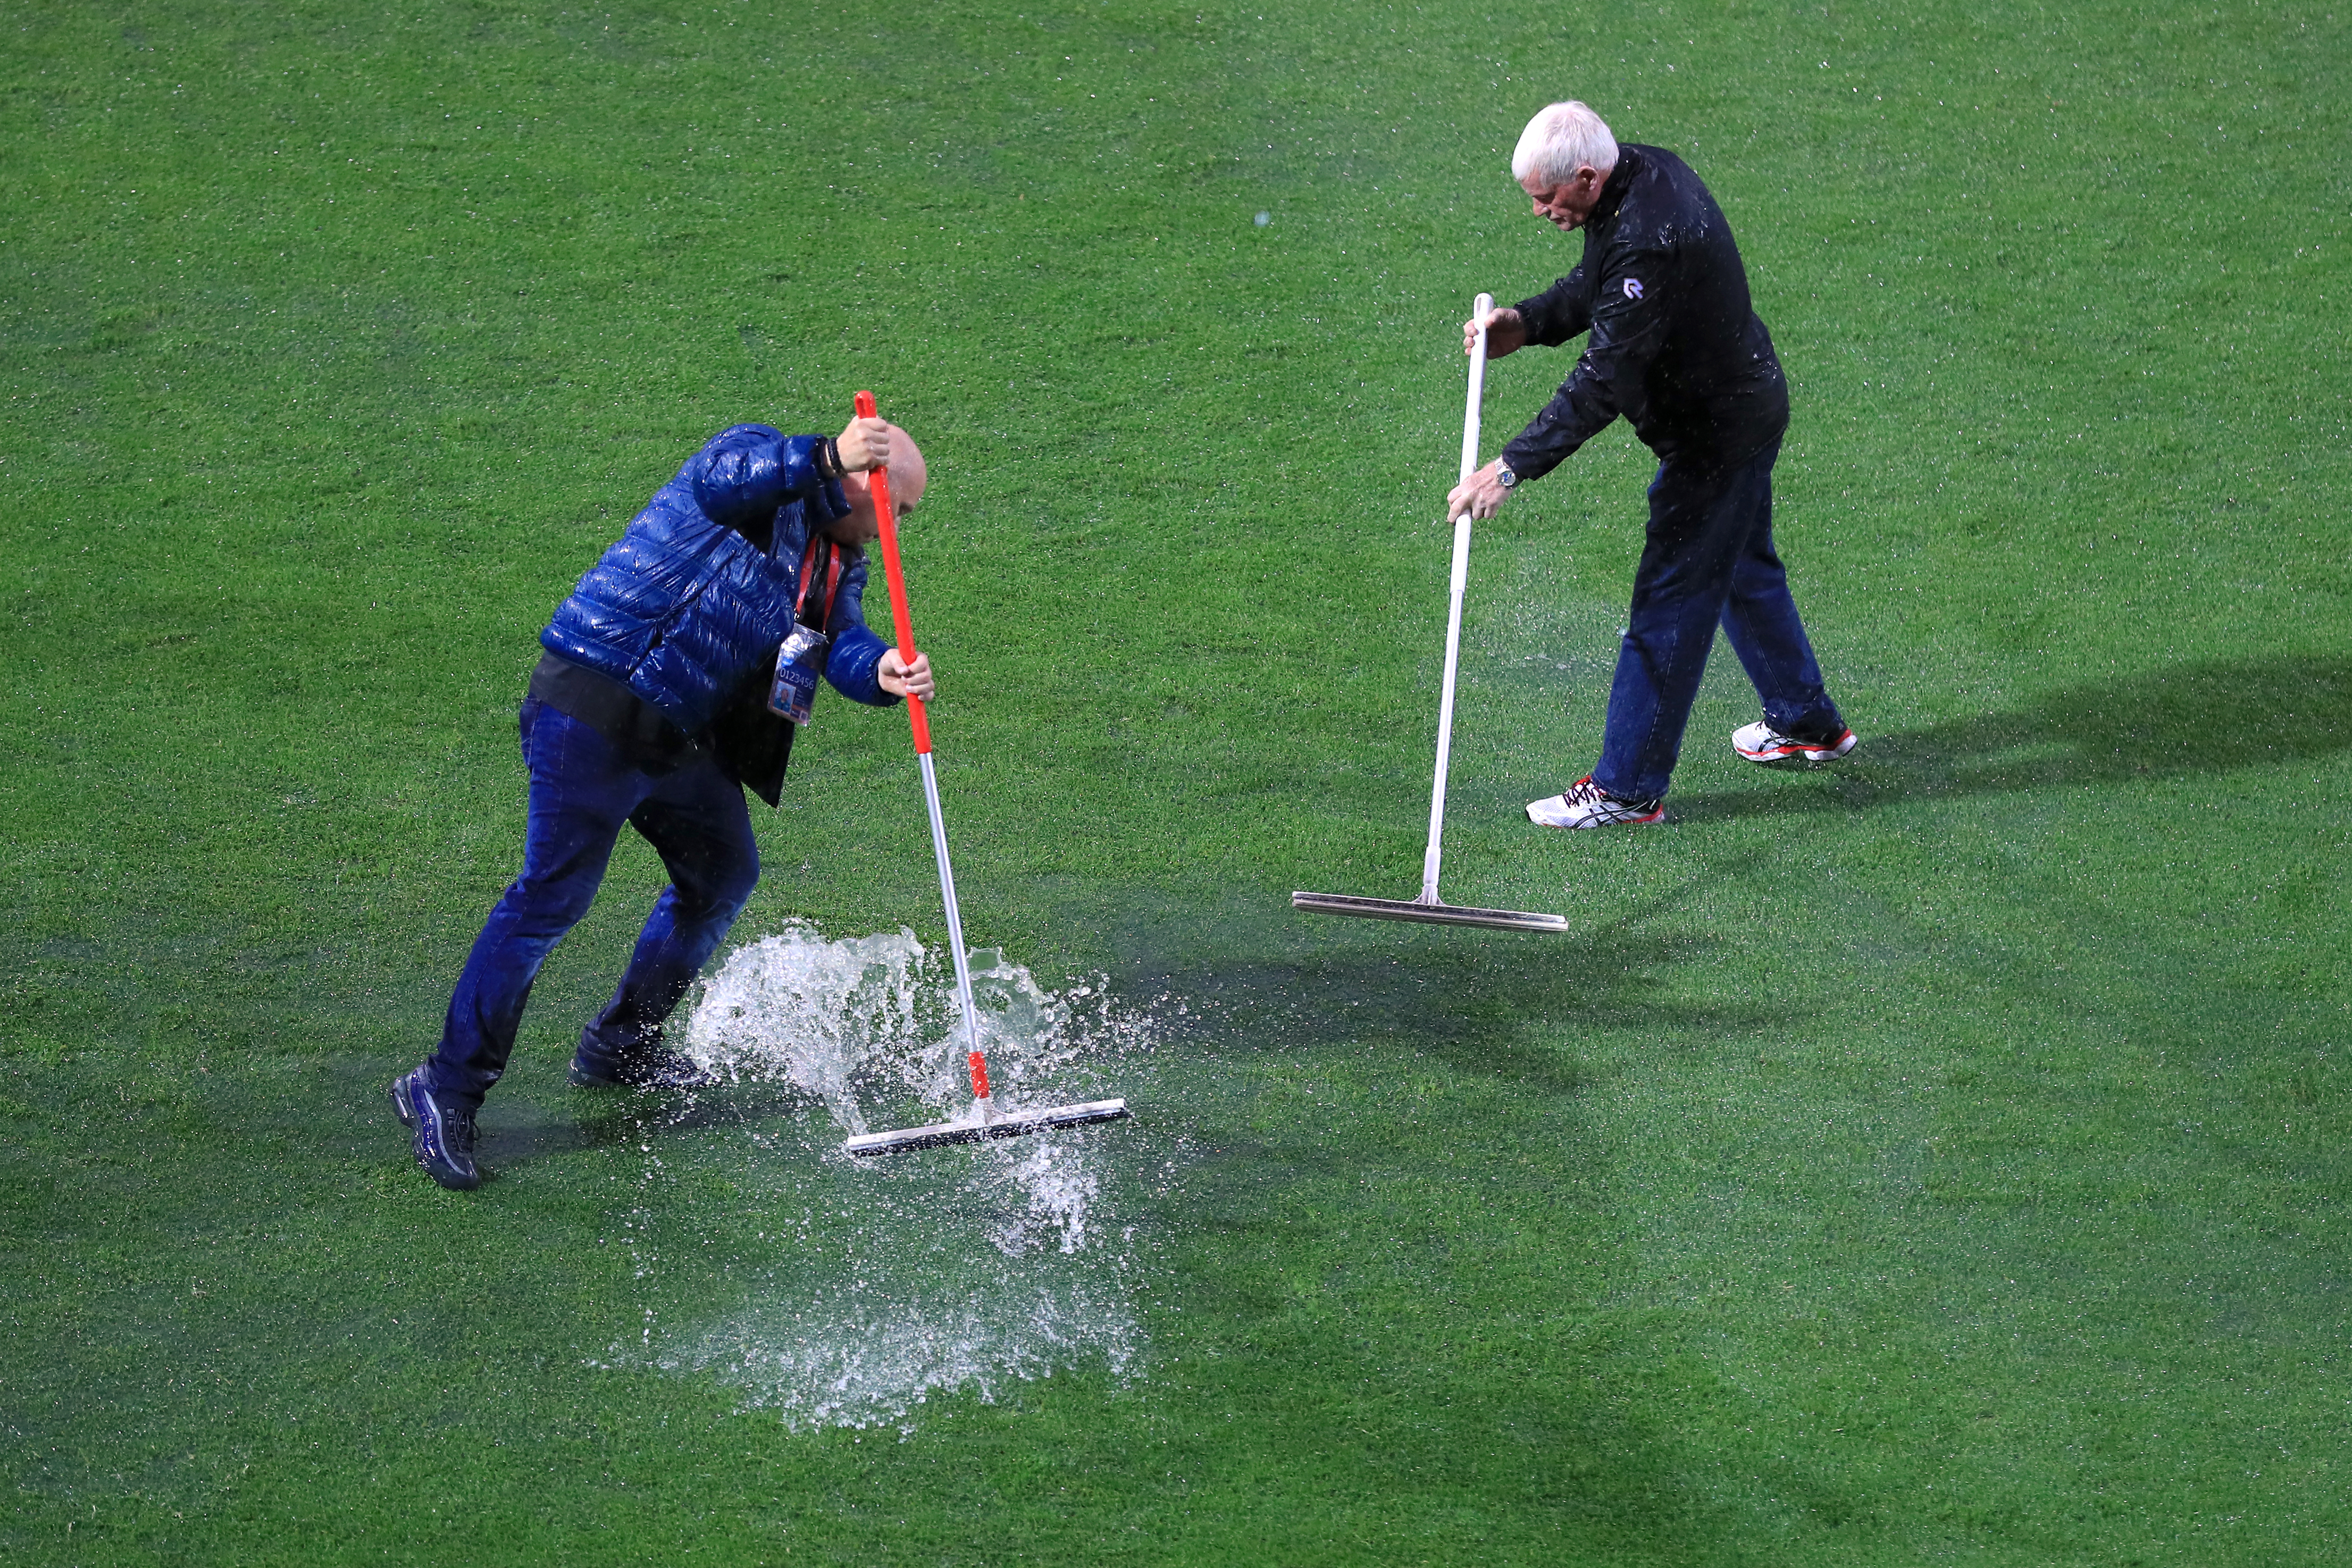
[1495,463,1519,489]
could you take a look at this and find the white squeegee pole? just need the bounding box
[1420,521,1472,904]
[858,388,990,1089]
[1420,292,1492,906]
[918,750,986,1064]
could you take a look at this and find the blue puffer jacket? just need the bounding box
[540,424,898,735]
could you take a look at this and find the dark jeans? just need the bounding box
[425,697,758,1111]
[1592,436,1844,802]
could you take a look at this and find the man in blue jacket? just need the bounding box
[392,414,933,1190]
[1449,102,1854,828]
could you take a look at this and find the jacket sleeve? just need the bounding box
[1513,264,1594,347]
[1501,245,1673,482]
[690,425,851,535]
[821,554,901,707]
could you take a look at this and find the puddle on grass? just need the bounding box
[589,923,1166,1433]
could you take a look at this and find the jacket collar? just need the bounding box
[1586,146,1642,231]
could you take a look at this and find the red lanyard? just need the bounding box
[793,535,844,629]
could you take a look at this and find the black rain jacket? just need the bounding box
[1500,145,1788,481]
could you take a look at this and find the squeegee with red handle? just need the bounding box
[841,391,1129,1158]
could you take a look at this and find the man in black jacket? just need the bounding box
[1447,102,1854,828]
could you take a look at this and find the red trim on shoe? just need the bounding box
[1736,725,1856,763]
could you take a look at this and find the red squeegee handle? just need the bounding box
[967,1051,991,1100]
[855,389,931,756]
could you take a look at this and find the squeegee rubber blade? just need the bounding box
[991,1100,1129,1137]
[846,1100,1132,1158]
[1291,891,1568,934]
[844,1122,990,1158]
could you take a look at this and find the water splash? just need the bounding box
[608,923,1156,1431]
[674,1270,1141,1433]
[678,923,1142,1141]
[677,924,933,1133]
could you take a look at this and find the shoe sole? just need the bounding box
[1526,802,1667,829]
[1735,732,1857,765]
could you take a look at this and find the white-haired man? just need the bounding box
[1449,102,1854,828]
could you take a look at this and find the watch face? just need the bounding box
[1496,466,1518,488]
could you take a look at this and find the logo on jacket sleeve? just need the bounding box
[1622,277,1645,300]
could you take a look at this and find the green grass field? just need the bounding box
[6,0,2349,1561]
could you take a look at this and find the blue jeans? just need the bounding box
[1592,437,1844,802]
[426,697,759,1111]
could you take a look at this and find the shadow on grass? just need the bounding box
[1676,655,2352,822]
[476,1076,807,1169]
[1109,847,1762,1086]
[1143,925,1725,1092]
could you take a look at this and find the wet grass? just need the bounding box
[5,0,2351,1562]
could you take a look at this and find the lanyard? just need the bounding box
[793,535,845,630]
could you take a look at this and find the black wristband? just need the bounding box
[816,437,844,481]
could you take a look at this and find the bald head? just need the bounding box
[829,423,927,545]
[879,425,925,513]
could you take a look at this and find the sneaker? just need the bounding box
[390,1067,483,1191]
[1526,774,1666,829]
[1732,720,1857,764]
[568,1034,716,1091]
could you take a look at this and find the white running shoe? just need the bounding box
[1731,720,1858,764]
[1526,774,1666,829]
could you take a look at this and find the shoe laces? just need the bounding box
[1567,773,1658,811]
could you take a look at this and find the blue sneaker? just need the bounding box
[568,1026,716,1090]
[390,1067,483,1190]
